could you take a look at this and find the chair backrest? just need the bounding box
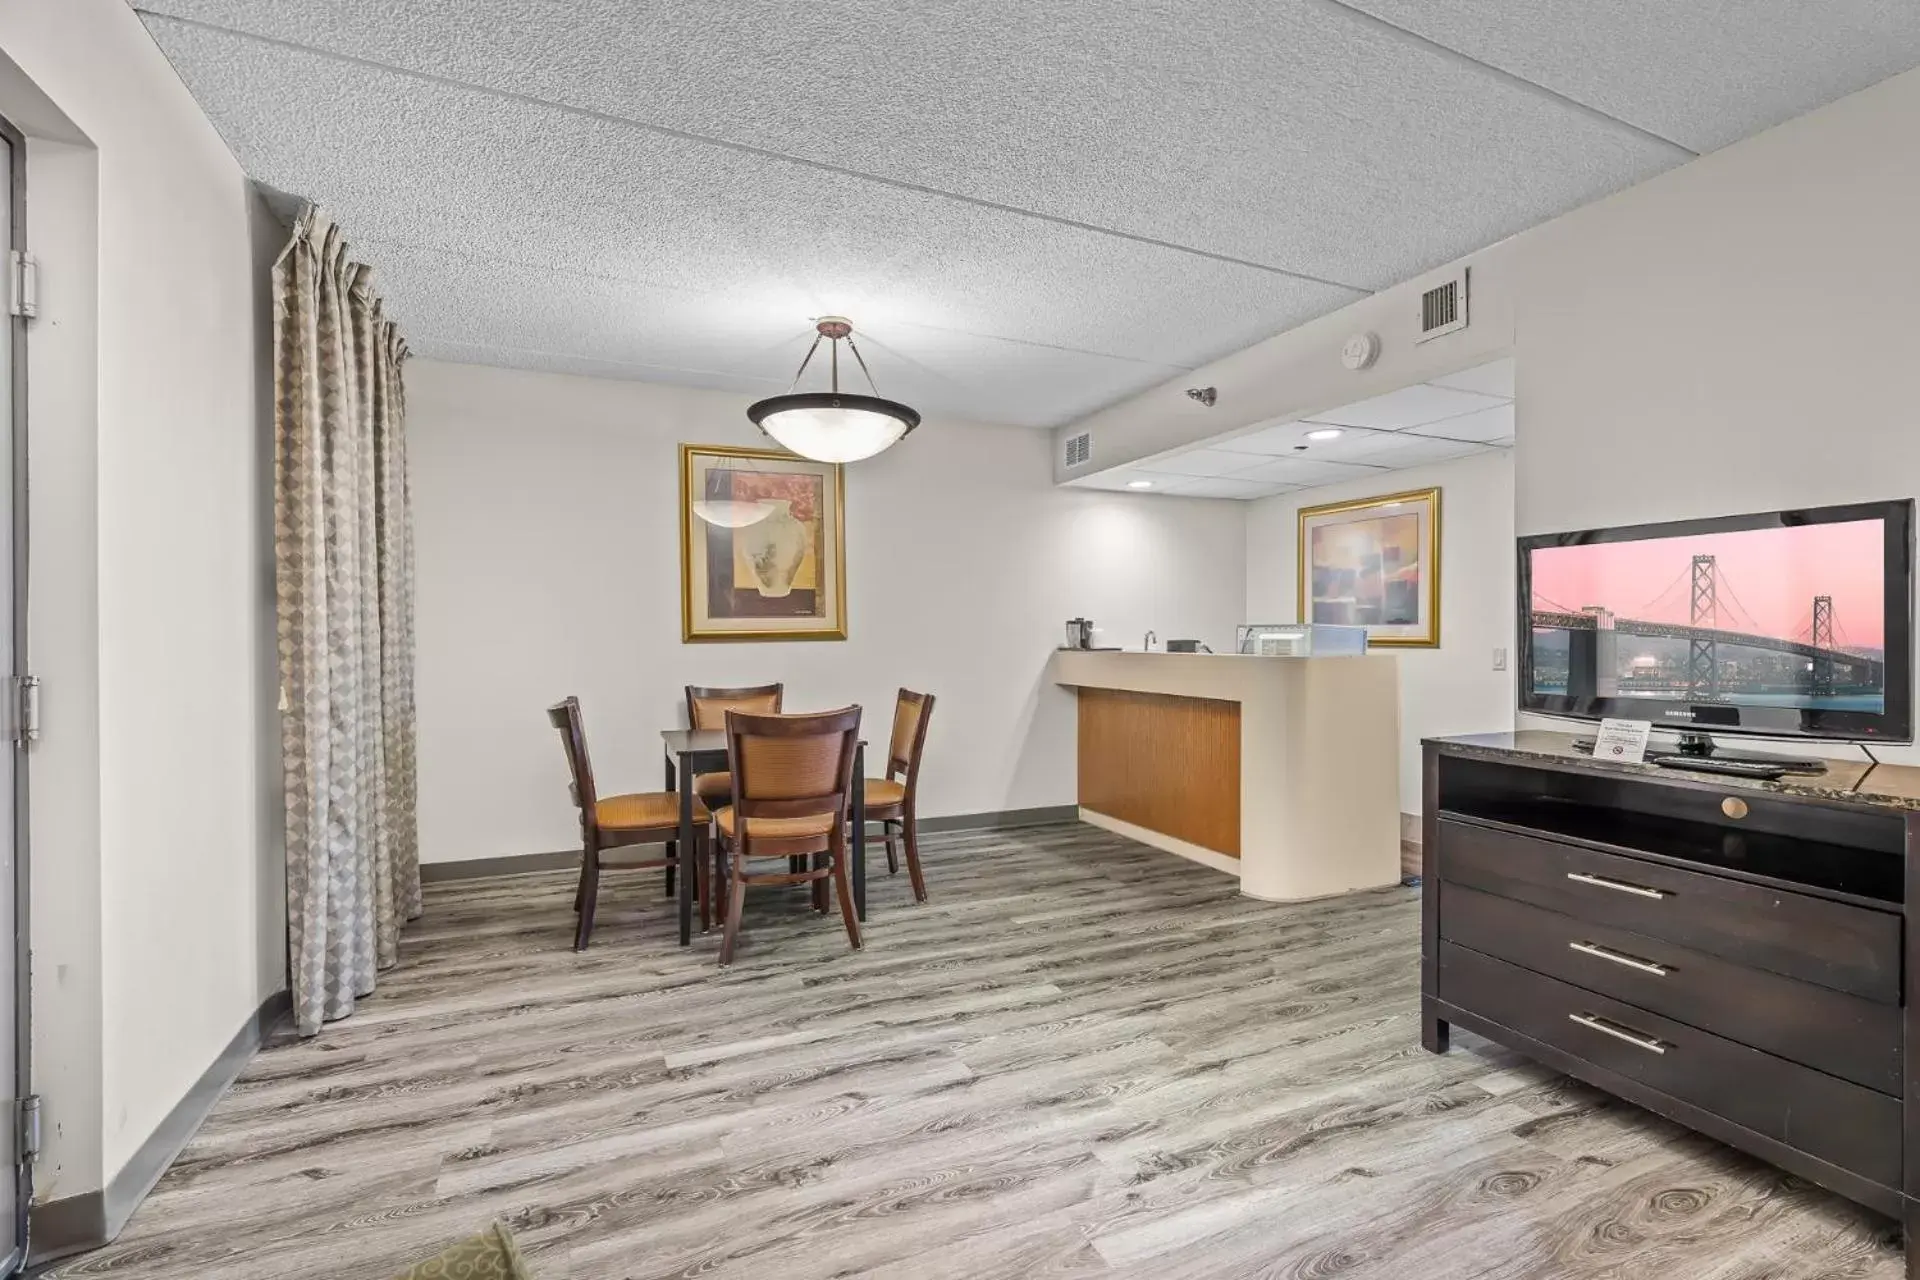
[725,706,862,836]
[886,689,936,792]
[686,682,784,730]
[547,696,597,818]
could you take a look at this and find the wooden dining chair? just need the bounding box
[549,697,708,950]
[683,683,784,810]
[866,689,935,903]
[708,705,863,967]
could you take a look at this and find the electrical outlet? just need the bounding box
[1492,647,1508,672]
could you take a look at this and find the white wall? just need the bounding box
[408,359,1247,863]
[1508,65,1920,764]
[1247,450,1516,815]
[0,0,284,1203]
[1512,69,1920,535]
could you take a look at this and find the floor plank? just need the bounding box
[44,824,1904,1279]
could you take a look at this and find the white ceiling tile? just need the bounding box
[1346,436,1491,470]
[1132,447,1276,478]
[1339,0,1920,153]
[1427,356,1516,399]
[1067,469,1188,493]
[1401,402,1516,443]
[1161,477,1295,499]
[1212,423,1311,456]
[131,1,1920,432]
[1304,383,1508,430]
[138,1,1685,293]
[134,17,1355,428]
[1231,457,1389,487]
[1214,421,1390,456]
[370,241,1184,428]
[1278,428,1415,464]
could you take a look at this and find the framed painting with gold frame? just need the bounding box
[679,444,847,642]
[1297,486,1441,648]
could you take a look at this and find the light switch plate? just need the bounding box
[1492,647,1508,671]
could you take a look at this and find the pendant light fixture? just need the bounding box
[690,453,778,528]
[747,317,921,463]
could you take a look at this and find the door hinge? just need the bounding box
[16,1097,37,1163]
[9,676,37,746]
[7,252,35,320]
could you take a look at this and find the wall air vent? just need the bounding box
[1064,431,1093,469]
[1416,268,1469,343]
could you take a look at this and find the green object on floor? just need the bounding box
[389,1221,535,1280]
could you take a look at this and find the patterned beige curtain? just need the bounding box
[273,207,422,1036]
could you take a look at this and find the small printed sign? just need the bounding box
[1593,718,1653,764]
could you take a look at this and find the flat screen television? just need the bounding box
[1517,500,1914,746]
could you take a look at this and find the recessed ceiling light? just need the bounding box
[1306,428,1343,441]
[1128,479,1154,489]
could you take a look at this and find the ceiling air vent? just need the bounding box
[1415,268,1469,343]
[1064,431,1093,469]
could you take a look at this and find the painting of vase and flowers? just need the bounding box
[678,444,847,642]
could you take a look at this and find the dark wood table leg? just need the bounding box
[676,752,695,946]
[664,751,678,899]
[852,744,866,922]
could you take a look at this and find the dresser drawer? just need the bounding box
[1440,884,1900,1094]
[1437,817,1901,1003]
[1439,942,1899,1188]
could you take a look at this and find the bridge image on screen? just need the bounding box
[1529,519,1886,713]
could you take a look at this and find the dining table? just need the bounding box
[661,728,867,946]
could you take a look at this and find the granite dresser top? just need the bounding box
[1428,729,1920,813]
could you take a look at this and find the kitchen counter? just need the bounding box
[1050,649,1402,900]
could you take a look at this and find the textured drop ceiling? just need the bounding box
[135,1,1920,427]
[1071,358,1515,498]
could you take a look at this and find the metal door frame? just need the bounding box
[0,110,31,1278]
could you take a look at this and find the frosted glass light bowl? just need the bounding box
[747,392,920,464]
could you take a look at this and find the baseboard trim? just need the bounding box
[24,1193,103,1274]
[1077,807,1242,877]
[419,806,1082,882]
[420,850,578,882]
[28,989,291,1268]
[913,805,1077,834]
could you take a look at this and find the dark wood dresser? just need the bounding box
[1423,731,1920,1274]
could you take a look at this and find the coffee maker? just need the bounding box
[1064,618,1094,649]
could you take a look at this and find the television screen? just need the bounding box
[1518,502,1913,744]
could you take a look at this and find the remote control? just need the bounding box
[1647,755,1786,780]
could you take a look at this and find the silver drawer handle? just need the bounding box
[1569,941,1670,977]
[1568,1012,1667,1054]
[1566,871,1668,900]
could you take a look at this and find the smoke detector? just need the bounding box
[1341,332,1380,371]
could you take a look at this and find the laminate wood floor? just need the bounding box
[45,824,1904,1280]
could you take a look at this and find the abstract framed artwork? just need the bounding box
[679,444,847,642]
[1297,486,1442,648]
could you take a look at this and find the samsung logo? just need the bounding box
[1661,709,1696,720]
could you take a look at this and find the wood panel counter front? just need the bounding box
[1052,649,1401,901]
[1078,688,1242,856]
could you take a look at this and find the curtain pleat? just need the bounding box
[274,208,420,1035]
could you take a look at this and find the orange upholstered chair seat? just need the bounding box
[549,694,709,951]
[863,778,906,812]
[596,791,704,830]
[711,806,836,841]
[692,771,733,802]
